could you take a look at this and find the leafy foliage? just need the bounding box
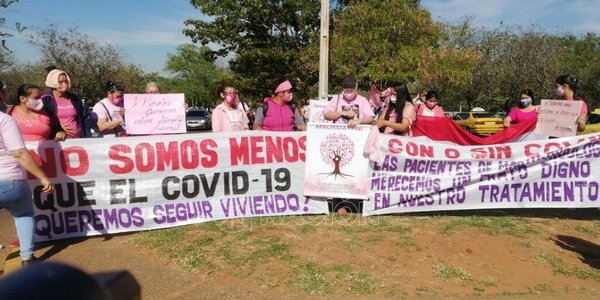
[184,0,323,100]
[29,25,145,104]
[330,0,442,88]
[164,43,232,108]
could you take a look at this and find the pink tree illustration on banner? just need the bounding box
[319,133,354,178]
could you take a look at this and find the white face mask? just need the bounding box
[555,86,565,98]
[25,98,44,111]
[390,96,397,104]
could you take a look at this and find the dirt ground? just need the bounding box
[1,208,600,299]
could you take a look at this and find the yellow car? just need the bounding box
[452,112,504,136]
[580,108,600,135]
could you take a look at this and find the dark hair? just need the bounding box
[10,84,41,105]
[105,81,124,93]
[556,74,585,101]
[425,90,439,101]
[215,82,235,97]
[381,84,411,134]
[517,89,535,108]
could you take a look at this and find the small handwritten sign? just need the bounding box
[308,99,330,123]
[536,99,583,137]
[124,94,186,134]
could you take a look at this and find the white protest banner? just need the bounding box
[26,131,328,241]
[124,93,186,134]
[537,99,583,137]
[308,99,330,124]
[304,124,371,199]
[364,132,600,216]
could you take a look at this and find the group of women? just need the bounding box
[502,75,589,132]
[374,74,589,136]
[0,69,129,265]
[0,70,591,265]
[209,73,590,136]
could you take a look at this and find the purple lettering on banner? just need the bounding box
[153,205,166,224]
[153,201,214,224]
[64,211,78,233]
[50,212,65,235]
[275,194,287,213]
[92,209,104,229]
[374,192,390,210]
[131,207,144,227]
[288,194,300,212]
[551,182,562,202]
[220,198,232,217]
[165,204,176,223]
[219,194,301,216]
[590,182,600,201]
[235,198,248,216]
[118,208,133,228]
[35,215,52,239]
[533,183,545,202]
[103,209,119,229]
[77,210,92,232]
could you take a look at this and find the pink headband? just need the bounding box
[274,80,292,94]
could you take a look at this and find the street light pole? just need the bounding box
[318,0,329,101]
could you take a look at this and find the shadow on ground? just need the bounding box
[554,235,600,269]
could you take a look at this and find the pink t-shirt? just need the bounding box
[55,96,81,138]
[383,102,416,136]
[507,107,537,124]
[212,103,249,132]
[0,112,26,180]
[576,100,588,114]
[325,94,375,124]
[11,107,51,142]
[416,104,445,117]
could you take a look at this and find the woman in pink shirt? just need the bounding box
[504,89,537,127]
[211,83,249,132]
[42,69,85,138]
[0,111,54,265]
[8,84,66,142]
[416,90,445,117]
[376,84,416,136]
[555,74,588,132]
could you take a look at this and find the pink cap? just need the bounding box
[274,80,292,94]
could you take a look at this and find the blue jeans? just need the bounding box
[0,180,34,260]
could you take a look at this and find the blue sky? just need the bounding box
[2,0,600,76]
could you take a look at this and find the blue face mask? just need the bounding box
[521,99,532,107]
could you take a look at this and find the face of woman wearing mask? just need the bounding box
[520,94,533,107]
[109,90,124,106]
[221,87,238,107]
[342,88,357,101]
[22,88,44,111]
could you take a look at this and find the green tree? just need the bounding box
[418,18,479,110]
[559,33,600,110]
[30,24,145,104]
[164,43,231,108]
[330,0,442,88]
[0,62,47,101]
[184,0,323,100]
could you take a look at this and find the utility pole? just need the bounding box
[318,0,329,101]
